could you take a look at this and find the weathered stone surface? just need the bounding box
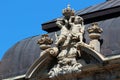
[88,23,103,53]
[25,5,120,80]
[47,5,103,79]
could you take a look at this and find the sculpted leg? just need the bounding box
[55,35,66,46]
[79,33,83,43]
[63,34,72,47]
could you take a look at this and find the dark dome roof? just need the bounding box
[0,32,56,79]
[0,36,41,78]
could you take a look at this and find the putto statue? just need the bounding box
[55,5,85,47]
[48,5,86,78]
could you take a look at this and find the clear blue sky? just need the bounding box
[0,0,105,60]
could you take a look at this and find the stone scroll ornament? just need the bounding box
[38,5,103,78]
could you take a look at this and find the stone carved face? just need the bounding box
[74,16,83,24]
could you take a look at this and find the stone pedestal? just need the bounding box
[87,23,103,53]
[89,39,100,52]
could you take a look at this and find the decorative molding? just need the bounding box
[3,74,25,80]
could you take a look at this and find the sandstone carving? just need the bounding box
[37,34,59,57]
[48,5,86,78]
[87,23,103,53]
[37,34,53,50]
[37,5,103,79]
[55,18,69,46]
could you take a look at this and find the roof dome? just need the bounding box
[0,36,41,78]
[0,32,55,79]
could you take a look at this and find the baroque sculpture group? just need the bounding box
[37,5,103,78]
[49,5,85,77]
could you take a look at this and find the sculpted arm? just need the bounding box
[80,17,85,33]
[80,25,85,33]
[56,18,63,28]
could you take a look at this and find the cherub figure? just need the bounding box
[70,16,85,42]
[63,16,85,47]
[55,18,69,46]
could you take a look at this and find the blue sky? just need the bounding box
[0,0,105,60]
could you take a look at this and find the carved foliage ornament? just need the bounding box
[37,34,53,50]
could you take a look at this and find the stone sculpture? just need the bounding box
[37,34,53,50]
[55,18,69,46]
[37,5,103,79]
[63,16,85,47]
[37,34,58,57]
[48,5,85,78]
[87,22,103,53]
